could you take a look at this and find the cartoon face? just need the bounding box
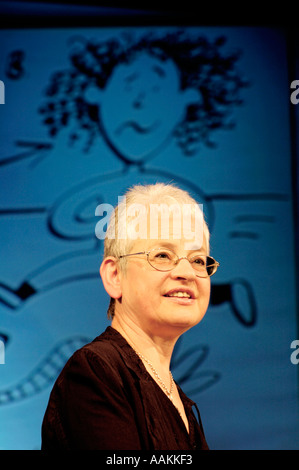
[99,52,197,163]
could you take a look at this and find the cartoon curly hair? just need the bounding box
[39,30,248,155]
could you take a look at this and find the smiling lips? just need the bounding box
[164,288,195,301]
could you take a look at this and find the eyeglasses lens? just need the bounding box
[148,249,217,277]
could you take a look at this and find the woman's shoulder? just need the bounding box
[79,326,131,362]
[58,326,135,383]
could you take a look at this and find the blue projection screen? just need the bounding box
[0,24,298,450]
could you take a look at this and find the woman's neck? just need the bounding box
[111,314,177,373]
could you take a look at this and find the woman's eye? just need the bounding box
[156,252,170,259]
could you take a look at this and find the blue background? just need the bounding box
[0,5,298,450]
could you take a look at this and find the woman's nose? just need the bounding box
[169,258,196,280]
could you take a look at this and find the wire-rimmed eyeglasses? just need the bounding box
[119,248,220,278]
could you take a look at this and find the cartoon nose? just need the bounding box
[133,91,146,109]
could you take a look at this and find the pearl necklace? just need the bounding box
[134,350,174,401]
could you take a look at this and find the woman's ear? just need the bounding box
[100,257,122,300]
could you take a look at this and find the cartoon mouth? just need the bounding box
[115,120,160,136]
[0,336,90,406]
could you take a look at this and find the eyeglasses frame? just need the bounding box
[119,248,220,278]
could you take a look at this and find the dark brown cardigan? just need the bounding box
[41,327,209,451]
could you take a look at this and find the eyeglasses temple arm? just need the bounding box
[119,252,147,259]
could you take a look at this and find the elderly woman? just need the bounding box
[41,183,219,450]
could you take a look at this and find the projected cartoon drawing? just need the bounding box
[39,32,245,158]
[0,32,254,321]
[0,29,291,443]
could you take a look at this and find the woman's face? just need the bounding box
[116,212,211,338]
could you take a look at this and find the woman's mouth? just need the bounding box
[163,289,195,304]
